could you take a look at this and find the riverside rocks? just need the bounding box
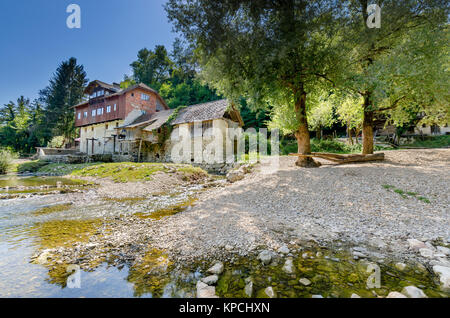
[201,275,219,285]
[258,250,272,265]
[196,281,218,298]
[432,266,450,291]
[386,292,407,298]
[207,262,224,275]
[282,258,294,274]
[401,286,428,298]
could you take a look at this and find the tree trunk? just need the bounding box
[355,126,361,145]
[362,94,374,155]
[294,88,320,168]
[316,128,322,140]
[347,123,353,145]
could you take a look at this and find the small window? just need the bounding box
[131,93,134,97]
[84,111,88,118]
[141,93,150,101]
[203,121,213,136]
[114,104,117,111]
[106,105,111,113]
[77,113,81,120]
[92,110,96,117]
[97,108,103,115]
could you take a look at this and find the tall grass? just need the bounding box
[0,148,17,174]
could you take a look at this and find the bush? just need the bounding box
[17,160,50,174]
[0,148,17,174]
[47,136,65,149]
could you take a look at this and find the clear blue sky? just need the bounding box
[0,0,176,106]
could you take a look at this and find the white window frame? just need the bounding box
[84,111,88,118]
[77,112,81,120]
[92,109,96,117]
[141,93,149,101]
[106,105,111,113]
[114,104,117,111]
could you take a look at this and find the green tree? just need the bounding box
[166,0,347,167]
[40,57,88,144]
[130,45,173,90]
[338,0,449,154]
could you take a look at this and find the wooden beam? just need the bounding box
[289,152,385,164]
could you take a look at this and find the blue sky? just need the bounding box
[0,0,176,106]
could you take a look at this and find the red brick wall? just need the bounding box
[74,88,161,127]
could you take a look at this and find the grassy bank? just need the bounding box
[71,162,207,183]
[280,139,391,155]
[401,135,450,149]
[17,160,208,182]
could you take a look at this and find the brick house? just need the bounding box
[74,80,169,155]
[74,80,243,166]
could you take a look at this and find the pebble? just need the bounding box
[282,258,294,274]
[299,278,311,286]
[201,275,218,285]
[264,287,276,298]
[258,250,272,265]
[419,248,434,258]
[386,291,407,298]
[401,286,427,298]
[207,262,224,275]
[244,281,253,297]
[407,239,428,251]
[395,262,407,271]
[432,265,450,291]
[196,281,218,298]
[278,245,290,254]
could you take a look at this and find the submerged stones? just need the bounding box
[401,286,428,298]
[201,275,219,285]
[207,262,224,275]
[258,250,272,265]
[299,278,311,286]
[262,287,276,298]
[196,281,218,298]
[386,291,407,298]
[282,258,295,274]
[432,265,450,291]
[395,262,407,271]
[278,245,290,255]
[244,278,253,297]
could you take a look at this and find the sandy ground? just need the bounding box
[149,149,449,262]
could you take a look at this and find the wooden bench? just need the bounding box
[289,152,385,164]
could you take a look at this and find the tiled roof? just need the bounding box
[171,99,230,125]
[73,81,169,109]
[120,99,242,131]
[142,110,174,132]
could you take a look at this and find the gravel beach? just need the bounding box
[148,149,449,262]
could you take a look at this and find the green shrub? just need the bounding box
[47,136,65,149]
[17,160,50,174]
[0,148,17,174]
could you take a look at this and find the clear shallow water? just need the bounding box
[0,176,87,188]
